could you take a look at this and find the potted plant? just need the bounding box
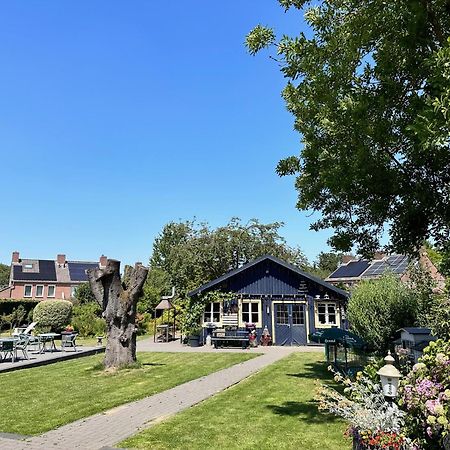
[187,326,202,347]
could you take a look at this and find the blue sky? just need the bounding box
[0,1,333,266]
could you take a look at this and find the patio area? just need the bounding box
[0,340,104,373]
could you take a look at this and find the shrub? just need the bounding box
[347,274,418,353]
[73,282,96,305]
[33,300,73,333]
[71,303,106,337]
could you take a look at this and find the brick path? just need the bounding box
[0,344,314,450]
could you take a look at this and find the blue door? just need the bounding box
[274,303,307,345]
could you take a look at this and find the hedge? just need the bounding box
[0,299,40,317]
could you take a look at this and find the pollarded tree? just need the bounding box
[87,259,148,369]
[246,0,450,256]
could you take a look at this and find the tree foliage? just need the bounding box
[311,251,342,278]
[246,1,450,256]
[73,282,96,305]
[347,273,418,353]
[0,263,10,287]
[147,218,308,299]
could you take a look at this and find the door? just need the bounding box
[274,303,307,345]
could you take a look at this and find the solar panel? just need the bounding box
[13,260,57,281]
[68,262,99,281]
[361,261,388,277]
[328,260,370,278]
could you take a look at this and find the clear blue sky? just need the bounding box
[0,1,333,266]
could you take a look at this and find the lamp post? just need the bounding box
[377,350,402,400]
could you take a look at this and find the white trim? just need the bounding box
[315,301,340,328]
[24,285,33,298]
[202,301,222,327]
[35,285,44,298]
[271,300,307,345]
[238,299,262,328]
[47,285,56,298]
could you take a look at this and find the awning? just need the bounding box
[309,328,366,349]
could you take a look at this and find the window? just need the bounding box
[35,285,44,298]
[71,286,77,298]
[203,302,220,323]
[24,263,33,269]
[241,302,259,324]
[276,304,289,325]
[292,304,305,325]
[47,285,56,298]
[317,302,337,325]
[24,285,32,297]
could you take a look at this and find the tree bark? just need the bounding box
[87,259,148,369]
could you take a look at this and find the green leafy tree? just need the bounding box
[311,251,342,279]
[246,1,450,256]
[73,283,96,305]
[0,263,10,287]
[347,273,418,353]
[149,218,309,298]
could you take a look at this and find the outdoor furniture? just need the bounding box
[15,334,31,360]
[211,329,249,349]
[156,324,170,342]
[61,333,78,352]
[12,322,37,337]
[0,338,17,362]
[38,333,60,353]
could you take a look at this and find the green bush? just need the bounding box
[71,303,106,337]
[33,300,73,333]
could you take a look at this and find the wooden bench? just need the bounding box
[211,330,249,349]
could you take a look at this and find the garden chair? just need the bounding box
[13,322,37,336]
[15,334,30,360]
[0,340,15,362]
[61,333,78,352]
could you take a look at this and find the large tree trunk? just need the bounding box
[87,259,148,369]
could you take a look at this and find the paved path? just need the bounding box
[0,343,318,450]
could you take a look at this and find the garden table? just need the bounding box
[38,333,60,353]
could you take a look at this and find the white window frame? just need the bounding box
[239,300,261,327]
[35,285,44,298]
[47,285,56,298]
[70,286,78,298]
[24,285,33,298]
[317,302,337,326]
[203,302,221,324]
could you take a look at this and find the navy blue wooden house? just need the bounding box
[188,255,349,346]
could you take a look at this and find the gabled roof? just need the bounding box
[188,255,349,298]
[398,327,431,335]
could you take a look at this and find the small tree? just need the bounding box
[73,282,96,305]
[347,274,418,353]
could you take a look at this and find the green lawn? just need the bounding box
[0,352,256,435]
[122,352,351,450]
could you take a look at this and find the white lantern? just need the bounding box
[377,351,401,398]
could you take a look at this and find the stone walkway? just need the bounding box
[0,342,319,450]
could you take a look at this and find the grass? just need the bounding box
[0,351,256,435]
[122,352,351,450]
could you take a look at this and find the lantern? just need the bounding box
[377,351,402,398]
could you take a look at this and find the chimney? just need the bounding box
[341,255,354,264]
[373,252,385,260]
[99,255,108,267]
[57,254,66,265]
[12,251,20,263]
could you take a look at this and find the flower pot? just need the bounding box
[188,335,200,347]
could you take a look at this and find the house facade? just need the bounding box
[188,255,349,346]
[0,251,107,300]
[394,327,436,364]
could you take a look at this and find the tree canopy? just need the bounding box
[142,218,308,307]
[246,0,450,256]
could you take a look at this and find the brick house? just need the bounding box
[0,251,107,300]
